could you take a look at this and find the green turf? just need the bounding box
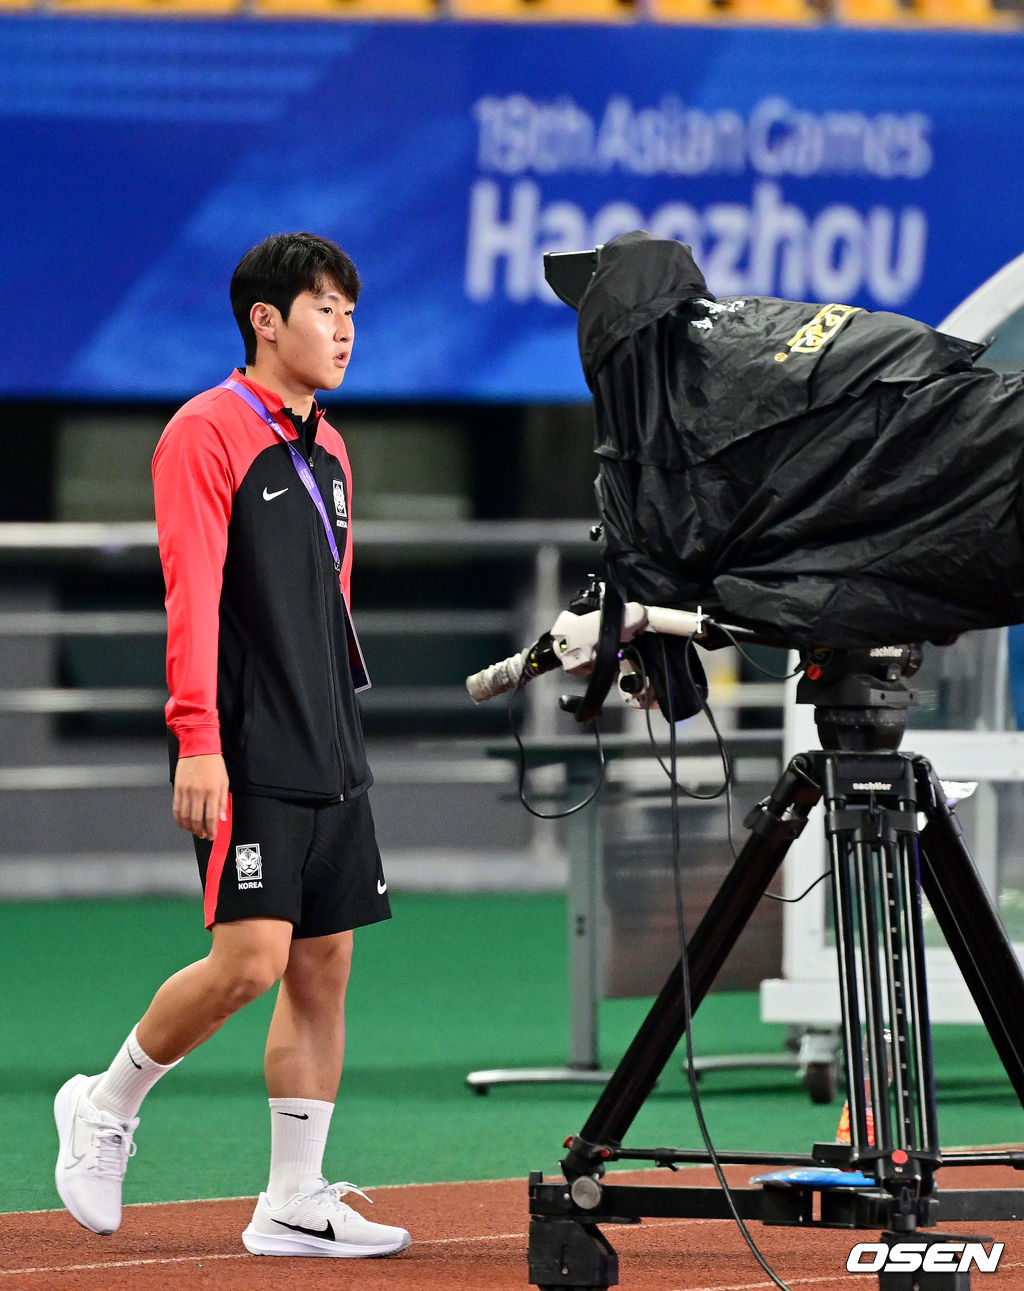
[2,894,1020,1214]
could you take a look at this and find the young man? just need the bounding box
[54,232,410,1259]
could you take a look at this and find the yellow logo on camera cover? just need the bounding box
[775,304,862,361]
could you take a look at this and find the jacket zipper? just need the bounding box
[309,450,347,799]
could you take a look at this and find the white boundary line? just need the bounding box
[8,1171,585,1217]
[0,1230,532,1278]
[3,1218,1021,1285]
[7,1148,1020,1217]
[0,1218,726,1279]
[7,1241,1021,1288]
[3,1176,527,1218]
[6,1165,1022,1284]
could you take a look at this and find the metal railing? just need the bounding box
[0,519,786,790]
[0,520,789,902]
[0,519,599,789]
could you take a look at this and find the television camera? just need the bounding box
[467,577,1024,1291]
[463,233,1024,1289]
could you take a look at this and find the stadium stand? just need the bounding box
[650,0,819,22]
[51,0,242,12]
[909,0,1017,24]
[830,0,913,21]
[253,0,438,15]
[834,0,1015,20]
[446,0,634,20]
[2,0,1021,18]
[0,0,1019,72]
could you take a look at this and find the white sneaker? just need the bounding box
[242,1180,411,1258]
[54,1074,139,1235]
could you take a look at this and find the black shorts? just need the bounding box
[193,790,391,938]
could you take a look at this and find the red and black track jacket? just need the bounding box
[152,370,371,802]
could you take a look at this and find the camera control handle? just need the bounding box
[465,602,714,707]
[465,632,560,704]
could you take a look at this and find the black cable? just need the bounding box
[507,655,606,820]
[713,624,805,681]
[660,638,794,1291]
[706,654,827,901]
[627,640,747,893]
[660,647,829,904]
[623,644,730,801]
[764,869,832,904]
[504,622,802,1285]
[687,644,742,854]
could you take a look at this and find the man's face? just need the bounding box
[272,277,355,396]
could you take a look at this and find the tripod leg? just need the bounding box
[915,757,1024,1107]
[821,754,941,1207]
[889,815,941,1159]
[826,771,870,1147]
[563,758,821,1177]
[824,757,919,1158]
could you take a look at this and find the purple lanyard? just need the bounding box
[220,377,370,691]
[220,377,341,571]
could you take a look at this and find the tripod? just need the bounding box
[526,647,1024,1291]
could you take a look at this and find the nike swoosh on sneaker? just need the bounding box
[263,486,289,501]
[273,1218,336,1241]
[276,1111,310,1120]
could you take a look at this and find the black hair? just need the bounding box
[230,232,362,365]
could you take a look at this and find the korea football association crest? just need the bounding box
[332,478,348,529]
[235,843,263,890]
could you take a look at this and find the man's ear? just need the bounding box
[250,302,278,347]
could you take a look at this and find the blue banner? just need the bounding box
[1,17,1022,401]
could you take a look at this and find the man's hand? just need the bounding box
[173,754,230,840]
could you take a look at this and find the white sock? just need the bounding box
[266,1097,335,1207]
[89,1025,181,1122]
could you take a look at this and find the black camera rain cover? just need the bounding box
[578,231,1024,649]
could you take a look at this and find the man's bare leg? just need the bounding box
[265,929,353,1099]
[242,929,411,1258]
[55,917,293,1235]
[137,917,294,1063]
